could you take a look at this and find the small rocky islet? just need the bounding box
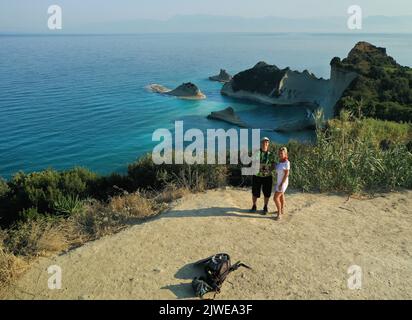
[148,82,206,100]
[206,107,247,128]
[209,69,232,83]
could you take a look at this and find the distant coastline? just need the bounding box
[2,32,412,37]
[2,14,412,34]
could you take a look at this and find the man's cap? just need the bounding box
[261,137,270,142]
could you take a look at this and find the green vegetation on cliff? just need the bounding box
[334,42,412,122]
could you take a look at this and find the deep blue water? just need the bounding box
[1,33,412,179]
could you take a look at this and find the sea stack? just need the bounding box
[209,69,232,83]
[167,83,206,99]
[207,107,247,127]
[148,82,206,100]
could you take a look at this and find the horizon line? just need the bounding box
[2,31,412,36]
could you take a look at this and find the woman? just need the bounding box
[273,147,290,220]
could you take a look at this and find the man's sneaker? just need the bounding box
[250,205,257,213]
[261,205,268,215]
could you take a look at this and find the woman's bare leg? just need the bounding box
[274,192,282,219]
[280,193,285,214]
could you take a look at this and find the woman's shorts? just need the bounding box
[252,175,273,198]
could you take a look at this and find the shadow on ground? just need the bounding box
[165,207,275,219]
[127,205,274,227]
[161,262,206,299]
[126,186,308,227]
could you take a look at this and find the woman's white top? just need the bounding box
[275,160,290,193]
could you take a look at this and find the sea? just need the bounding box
[1,33,411,179]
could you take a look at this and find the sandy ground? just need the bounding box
[5,188,412,300]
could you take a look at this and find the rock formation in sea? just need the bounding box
[207,107,247,127]
[148,82,206,100]
[209,69,233,83]
[168,83,206,99]
[221,59,358,119]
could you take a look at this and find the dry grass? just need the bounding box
[71,192,165,239]
[5,219,69,257]
[154,184,190,203]
[108,192,161,219]
[0,187,188,294]
[0,230,27,297]
[71,200,126,239]
[0,250,26,297]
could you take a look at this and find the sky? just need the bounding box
[1,0,412,32]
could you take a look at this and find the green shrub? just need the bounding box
[91,173,131,200]
[19,207,43,222]
[128,154,162,190]
[53,194,85,217]
[0,167,98,227]
[127,153,228,191]
[0,178,9,198]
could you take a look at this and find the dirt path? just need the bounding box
[5,188,412,300]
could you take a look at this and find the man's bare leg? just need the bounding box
[261,196,269,214]
[250,196,258,212]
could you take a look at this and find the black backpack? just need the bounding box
[191,253,251,298]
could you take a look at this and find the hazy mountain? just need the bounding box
[68,15,412,34]
[3,14,412,34]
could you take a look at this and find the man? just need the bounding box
[250,137,275,215]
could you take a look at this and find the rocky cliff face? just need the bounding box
[221,58,358,118]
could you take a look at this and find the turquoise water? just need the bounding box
[1,33,411,179]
